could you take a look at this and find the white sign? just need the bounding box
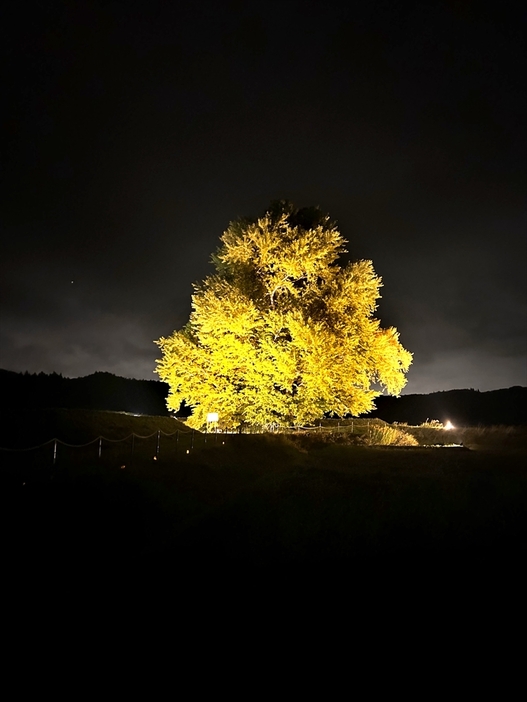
[207,413,219,423]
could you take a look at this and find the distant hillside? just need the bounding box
[0,369,172,416]
[1,369,525,425]
[369,387,527,426]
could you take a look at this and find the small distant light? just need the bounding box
[153,456,157,461]
[444,420,455,430]
[120,465,126,469]
[186,449,190,454]
[207,412,219,423]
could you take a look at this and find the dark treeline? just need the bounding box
[369,387,527,426]
[0,369,171,416]
[0,369,525,425]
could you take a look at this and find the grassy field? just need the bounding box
[1,409,526,581]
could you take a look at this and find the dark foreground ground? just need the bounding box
[2,429,526,593]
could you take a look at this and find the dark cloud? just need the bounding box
[1,1,525,392]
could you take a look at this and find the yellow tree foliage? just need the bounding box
[155,202,412,430]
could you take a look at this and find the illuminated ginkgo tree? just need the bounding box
[155,201,412,430]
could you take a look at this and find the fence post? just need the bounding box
[98,437,102,460]
[156,430,160,461]
[191,431,194,449]
[53,440,57,466]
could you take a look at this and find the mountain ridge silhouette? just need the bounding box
[1,369,525,426]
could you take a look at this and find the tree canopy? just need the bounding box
[155,201,412,430]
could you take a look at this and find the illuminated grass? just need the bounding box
[392,422,527,451]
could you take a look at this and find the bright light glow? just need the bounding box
[207,412,219,423]
[444,420,455,430]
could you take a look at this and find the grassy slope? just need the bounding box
[0,407,191,449]
[171,439,527,571]
[3,436,527,584]
[2,408,526,580]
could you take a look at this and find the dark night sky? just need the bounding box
[1,0,525,394]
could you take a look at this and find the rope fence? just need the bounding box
[0,420,378,467]
[0,427,229,467]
